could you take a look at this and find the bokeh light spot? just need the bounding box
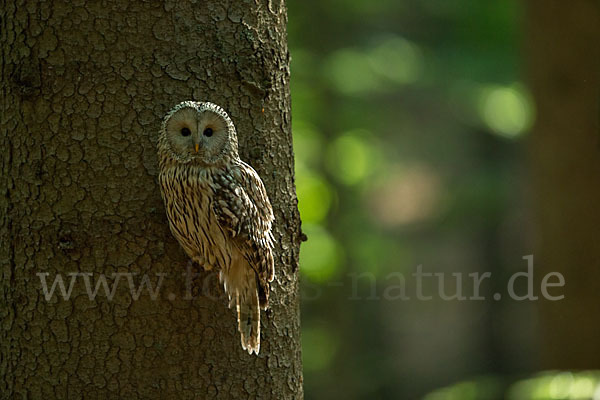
[299,223,343,283]
[325,49,380,94]
[326,130,380,186]
[295,170,333,223]
[479,85,534,139]
[368,36,423,85]
[506,371,600,400]
[549,372,574,399]
[569,376,595,399]
[367,164,441,227]
[293,121,324,167]
[302,324,338,372]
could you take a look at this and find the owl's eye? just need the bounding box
[180,127,191,137]
[203,128,213,137]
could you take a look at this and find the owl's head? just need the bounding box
[158,101,239,165]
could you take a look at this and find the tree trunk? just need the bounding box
[527,0,600,368]
[0,1,303,398]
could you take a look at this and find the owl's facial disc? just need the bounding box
[193,110,230,164]
[164,107,199,161]
[163,102,235,165]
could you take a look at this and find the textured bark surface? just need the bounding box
[527,0,600,368]
[0,0,303,398]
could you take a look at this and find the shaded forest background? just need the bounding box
[1,0,598,398]
[289,0,600,398]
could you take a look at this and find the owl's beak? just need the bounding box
[195,143,200,153]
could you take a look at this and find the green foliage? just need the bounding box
[508,371,600,400]
[288,0,534,398]
[424,377,504,400]
[424,371,600,400]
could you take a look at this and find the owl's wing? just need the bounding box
[212,161,275,289]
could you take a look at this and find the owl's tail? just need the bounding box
[236,282,261,355]
[220,266,261,355]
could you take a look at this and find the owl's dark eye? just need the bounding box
[203,128,213,137]
[180,127,191,137]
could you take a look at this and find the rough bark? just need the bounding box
[527,0,600,368]
[0,0,303,398]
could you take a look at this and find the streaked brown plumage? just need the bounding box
[157,101,274,354]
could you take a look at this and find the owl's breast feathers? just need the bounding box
[158,160,275,306]
[158,165,230,270]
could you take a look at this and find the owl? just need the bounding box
[157,101,275,355]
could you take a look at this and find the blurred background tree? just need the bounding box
[288,0,599,398]
[528,0,600,371]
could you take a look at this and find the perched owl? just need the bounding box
[157,101,275,355]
